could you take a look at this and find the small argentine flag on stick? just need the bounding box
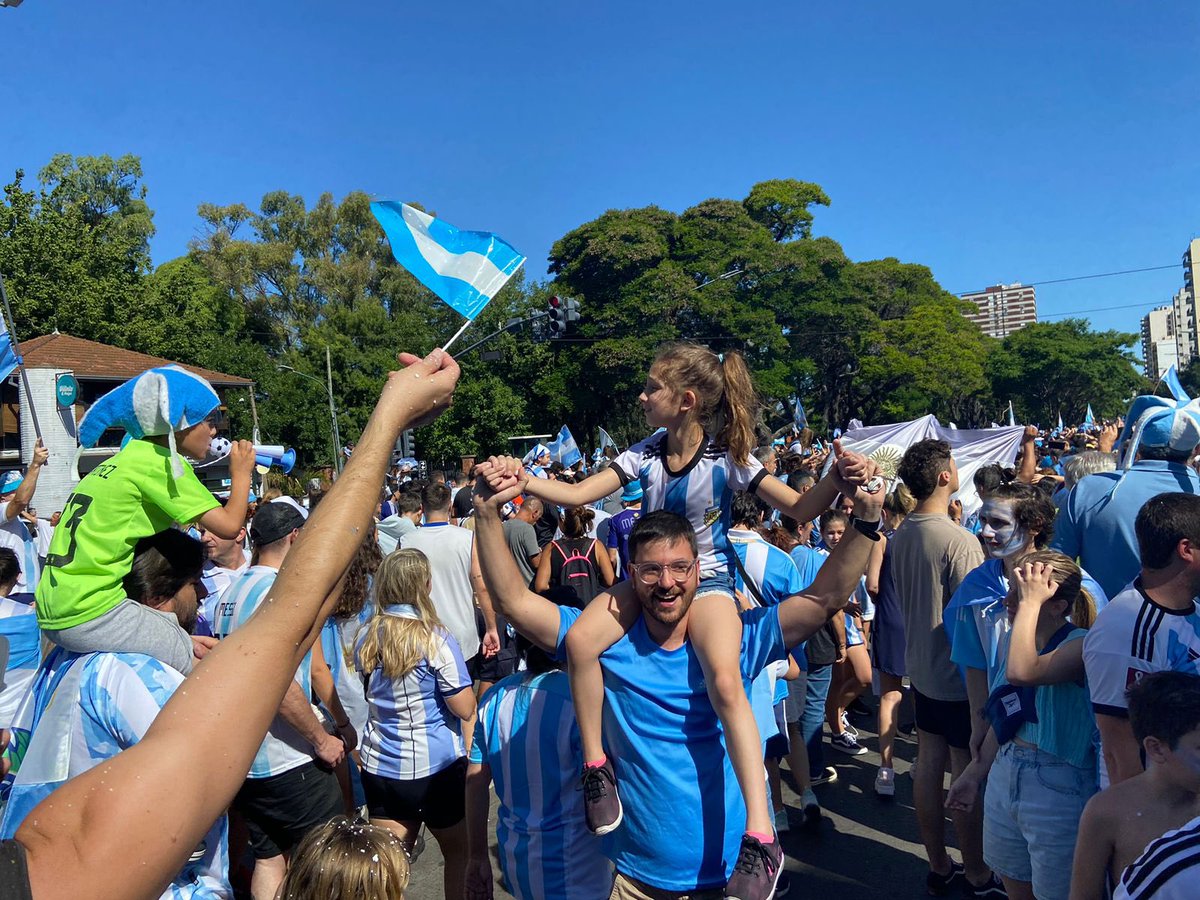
[370,201,526,352]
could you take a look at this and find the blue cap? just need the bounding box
[0,472,22,495]
[621,482,644,503]
[1118,395,1200,466]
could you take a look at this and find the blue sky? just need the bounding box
[3,1,1197,340]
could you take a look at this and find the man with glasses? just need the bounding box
[471,457,883,899]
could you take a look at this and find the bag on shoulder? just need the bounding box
[552,538,602,604]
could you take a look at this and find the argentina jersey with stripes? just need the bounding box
[470,670,612,900]
[212,566,316,779]
[612,434,767,575]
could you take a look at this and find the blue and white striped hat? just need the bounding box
[1117,395,1200,468]
[78,366,220,476]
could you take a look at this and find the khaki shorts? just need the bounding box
[609,873,723,900]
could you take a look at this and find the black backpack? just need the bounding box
[551,538,602,604]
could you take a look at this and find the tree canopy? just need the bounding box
[0,156,1149,469]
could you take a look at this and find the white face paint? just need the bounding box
[979,499,1030,560]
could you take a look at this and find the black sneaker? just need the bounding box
[926,861,964,897]
[580,761,623,835]
[775,872,792,898]
[725,835,784,900]
[963,872,1007,899]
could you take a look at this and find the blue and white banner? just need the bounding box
[547,425,582,468]
[1006,401,1016,427]
[1164,365,1190,402]
[370,201,525,321]
[789,395,807,431]
[0,310,19,384]
[598,427,618,452]
[828,415,1025,516]
[1082,403,1095,429]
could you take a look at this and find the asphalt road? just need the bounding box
[406,696,965,899]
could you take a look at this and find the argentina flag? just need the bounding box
[1164,364,1190,402]
[370,201,525,322]
[0,311,18,384]
[547,425,582,468]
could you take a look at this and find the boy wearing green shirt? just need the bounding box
[37,366,255,673]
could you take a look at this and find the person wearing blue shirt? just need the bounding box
[471,459,884,898]
[1052,397,1200,598]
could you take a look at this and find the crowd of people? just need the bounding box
[0,346,1196,900]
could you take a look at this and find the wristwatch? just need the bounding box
[851,515,882,541]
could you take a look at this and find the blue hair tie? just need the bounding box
[718,352,725,363]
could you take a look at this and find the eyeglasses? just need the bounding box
[629,559,697,585]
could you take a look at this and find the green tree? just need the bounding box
[988,320,1145,425]
[743,179,831,242]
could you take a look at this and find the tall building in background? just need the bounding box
[1178,239,1200,368]
[962,283,1038,339]
[1142,305,1179,378]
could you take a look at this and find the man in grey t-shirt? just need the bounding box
[502,496,543,586]
[891,439,999,898]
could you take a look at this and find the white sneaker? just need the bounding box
[774,808,791,833]
[830,732,868,756]
[874,766,896,797]
[840,713,860,739]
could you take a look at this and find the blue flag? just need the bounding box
[1007,401,1016,427]
[598,427,618,452]
[1083,404,1095,429]
[789,395,807,431]
[1165,365,1190,402]
[370,201,525,321]
[547,425,582,468]
[0,312,18,384]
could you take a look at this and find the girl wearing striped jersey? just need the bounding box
[354,548,476,900]
[508,342,870,881]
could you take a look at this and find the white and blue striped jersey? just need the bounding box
[198,560,247,630]
[469,671,612,900]
[0,649,230,899]
[612,434,767,575]
[0,515,41,597]
[0,595,39,728]
[1114,813,1200,900]
[212,566,316,779]
[356,604,471,780]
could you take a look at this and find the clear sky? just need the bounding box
[3,1,1197,339]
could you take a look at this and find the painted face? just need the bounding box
[979,499,1030,560]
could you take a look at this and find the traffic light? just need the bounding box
[547,296,567,337]
[565,297,581,325]
[400,429,415,459]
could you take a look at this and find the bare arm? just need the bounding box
[470,539,499,657]
[444,685,477,722]
[778,475,884,649]
[1069,795,1117,900]
[1006,561,1086,685]
[5,441,47,522]
[473,465,564,653]
[1097,714,1143,784]
[533,541,553,593]
[1016,426,1038,484]
[865,533,885,598]
[18,349,460,900]
[594,538,616,587]
[196,441,255,538]
[521,464,621,507]
[465,762,495,900]
[310,636,356,751]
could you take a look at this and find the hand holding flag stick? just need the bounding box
[370,201,526,353]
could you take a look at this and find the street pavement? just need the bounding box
[406,694,970,899]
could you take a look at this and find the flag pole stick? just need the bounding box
[0,270,43,446]
[441,316,473,354]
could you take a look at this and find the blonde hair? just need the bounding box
[1017,550,1097,629]
[653,343,759,465]
[356,549,444,681]
[278,817,409,900]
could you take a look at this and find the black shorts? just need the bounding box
[360,757,467,829]
[233,762,344,859]
[470,648,519,683]
[912,688,973,750]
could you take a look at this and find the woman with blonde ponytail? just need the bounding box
[508,341,877,894]
[355,548,476,899]
[946,550,1098,900]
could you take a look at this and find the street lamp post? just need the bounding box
[277,362,342,474]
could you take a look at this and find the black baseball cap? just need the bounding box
[250,501,305,547]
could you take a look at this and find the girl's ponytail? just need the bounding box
[717,351,759,466]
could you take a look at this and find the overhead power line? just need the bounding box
[954,264,1179,297]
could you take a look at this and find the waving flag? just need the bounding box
[1055,412,1064,435]
[1083,404,1095,429]
[598,427,618,453]
[370,201,525,347]
[1007,401,1016,427]
[789,395,807,431]
[1164,365,1190,402]
[0,310,17,384]
[547,426,582,468]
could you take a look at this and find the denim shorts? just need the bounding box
[696,571,737,601]
[983,743,1097,898]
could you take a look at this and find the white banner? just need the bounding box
[826,414,1025,516]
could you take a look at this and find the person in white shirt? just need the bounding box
[198,511,249,631]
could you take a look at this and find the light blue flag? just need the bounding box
[1083,404,1095,429]
[789,395,807,431]
[1164,365,1190,402]
[370,201,525,322]
[547,425,582,468]
[598,427,618,452]
[1007,401,1016,427]
[1055,412,1064,435]
[0,312,18,383]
